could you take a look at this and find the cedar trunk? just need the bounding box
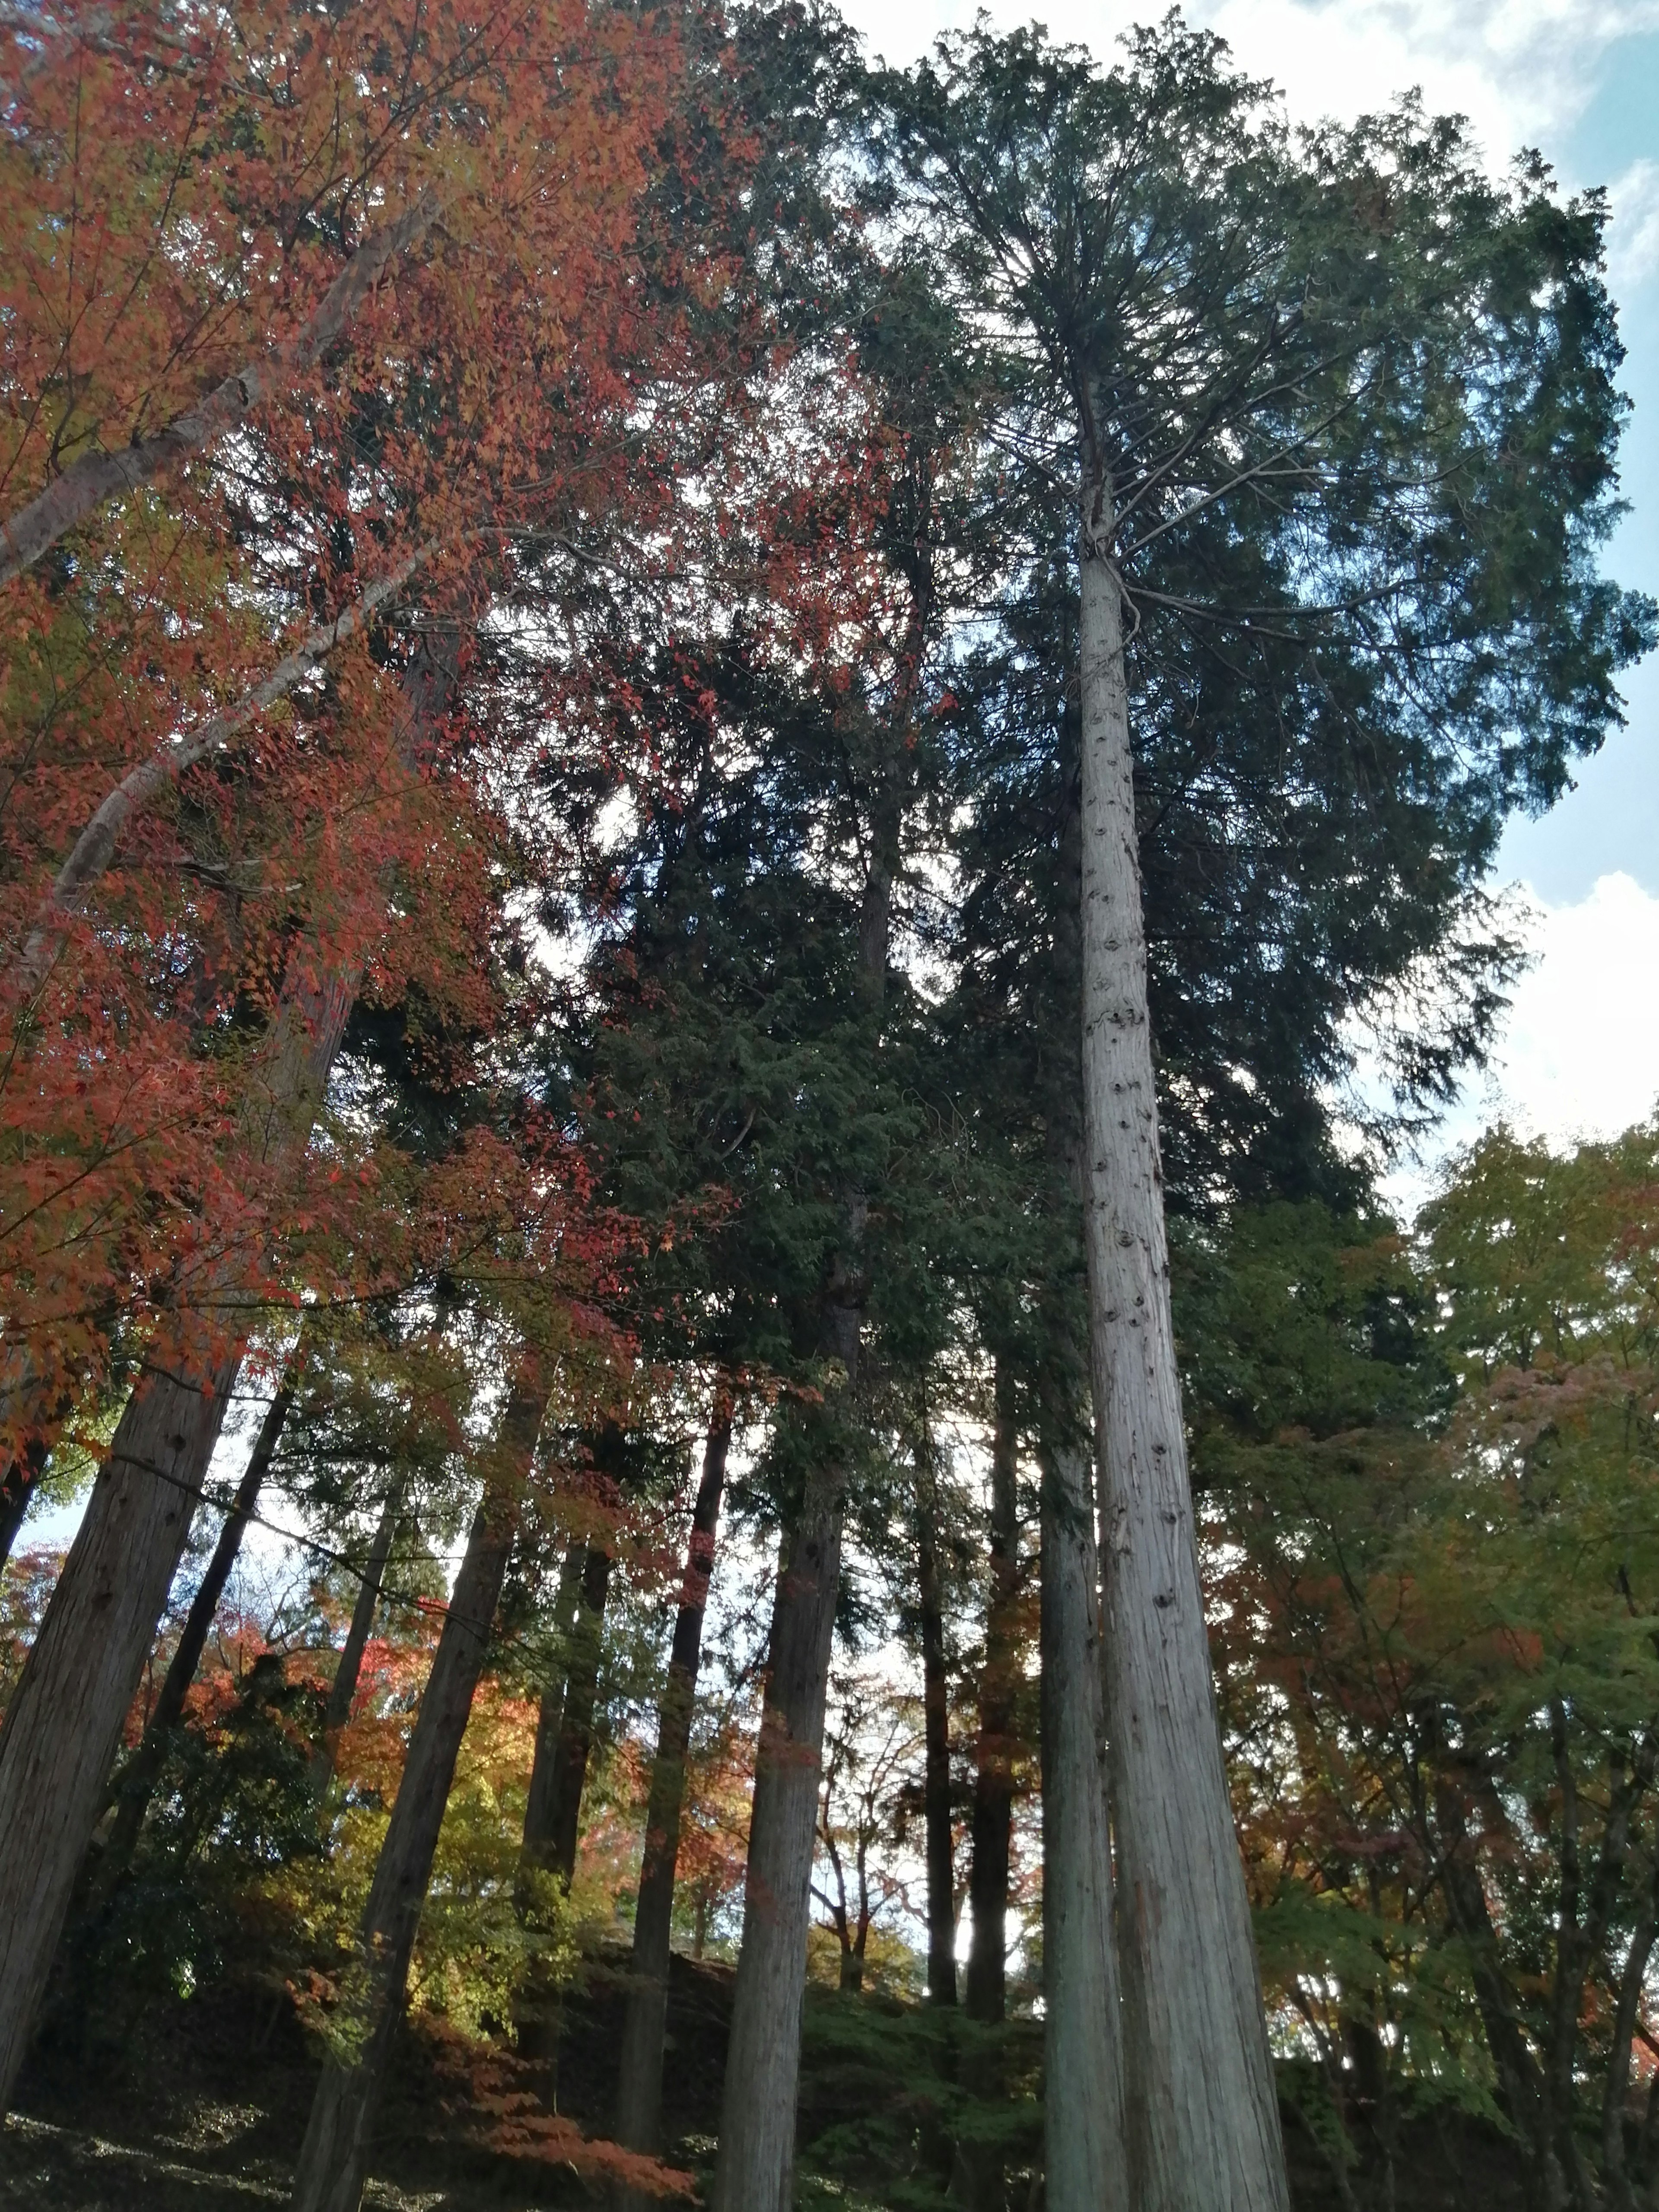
[710,1470,846,2212]
[614,1407,732,2177]
[711,722,899,2211]
[916,1455,957,2007]
[537,1539,613,1885]
[93,1358,299,1899]
[0,971,352,2117]
[1038,1399,1126,2212]
[312,1470,410,1794]
[288,1389,540,2212]
[966,1364,1020,2024]
[520,1537,590,1862]
[1077,482,1287,2211]
[0,1340,240,2109]
[0,634,456,2118]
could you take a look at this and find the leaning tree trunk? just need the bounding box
[916,1447,957,2008]
[1077,452,1287,2212]
[710,1443,848,2212]
[90,1351,300,1904]
[966,1362,1021,2024]
[1038,1381,1126,2212]
[289,1385,542,2212]
[614,1402,732,2190]
[311,1469,410,1796]
[0,970,349,2117]
[0,629,462,2119]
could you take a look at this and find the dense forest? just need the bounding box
[0,4,1656,2209]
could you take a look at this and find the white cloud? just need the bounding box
[1382,872,1659,1214]
[1470,871,1659,1142]
[1608,157,1659,290]
[840,0,1657,179]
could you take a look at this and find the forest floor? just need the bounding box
[0,1947,1533,2210]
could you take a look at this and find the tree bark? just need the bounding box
[1603,1874,1657,2207]
[0,626,461,2119]
[288,1386,541,2212]
[710,1463,847,2212]
[0,193,440,589]
[89,1351,299,1902]
[521,1537,590,1864]
[966,1362,1020,2024]
[711,670,904,2212]
[614,1403,732,2183]
[0,1451,43,1571]
[1038,1386,1127,2212]
[916,1449,957,2008]
[0,967,350,2118]
[1077,452,1288,2212]
[311,1470,411,1796]
[533,1538,613,1889]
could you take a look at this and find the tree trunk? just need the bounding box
[311,1470,410,1795]
[90,1353,299,1902]
[288,1387,540,2212]
[0,1338,241,2107]
[1037,1384,1126,2212]
[521,1537,590,1862]
[711,1465,847,2212]
[0,630,460,2120]
[0,967,352,2117]
[711,710,901,2212]
[614,1405,732,2193]
[1603,1878,1657,2207]
[967,1362,1020,2024]
[515,1528,612,2074]
[1077,459,1288,2212]
[0,1449,44,1570]
[917,1449,957,2009]
[534,1538,613,1888]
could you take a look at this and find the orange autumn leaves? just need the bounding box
[0,0,723,1474]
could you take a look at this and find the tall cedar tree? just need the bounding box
[875,22,1653,2210]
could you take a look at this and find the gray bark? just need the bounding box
[614,1405,732,2181]
[90,1351,299,1901]
[917,1451,957,2008]
[966,1364,1020,2024]
[711,661,904,2212]
[1077,463,1287,2211]
[1038,1395,1127,2212]
[0,1340,241,2107]
[288,1388,540,2212]
[534,1538,613,1888]
[0,194,440,590]
[0,966,351,2117]
[710,1465,846,2212]
[311,1471,410,1796]
[521,1537,590,1864]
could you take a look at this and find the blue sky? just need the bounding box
[842,0,1659,1167]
